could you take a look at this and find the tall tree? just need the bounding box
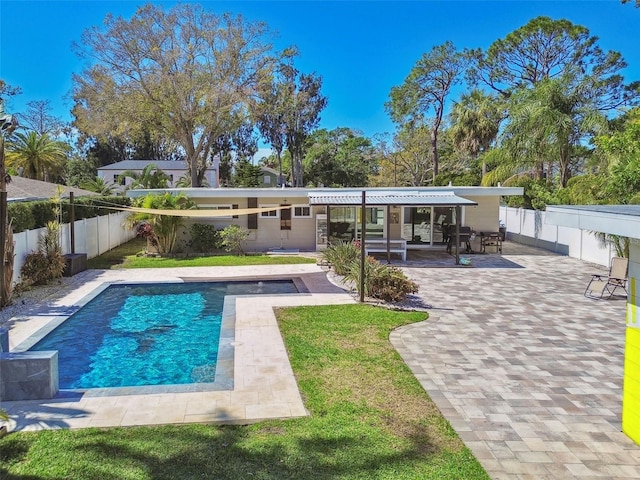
[211,133,234,187]
[467,16,636,110]
[484,72,608,187]
[596,108,640,204]
[303,128,377,187]
[387,41,467,182]
[449,89,504,178]
[389,123,434,187]
[254,58,326,187]
[72,3,279,187]
[282,65,327,187]
[234,158,262,187]
[6,131,69,181]
[231,122,259,163]
[253,55,291,186]
[20,100,67,137]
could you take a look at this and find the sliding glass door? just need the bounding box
[402,206,456,246]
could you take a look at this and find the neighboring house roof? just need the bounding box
[7,176,98,202]
[260,166,280,175]
[97,160,214,171]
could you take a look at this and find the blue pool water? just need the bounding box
[30,280,297,389]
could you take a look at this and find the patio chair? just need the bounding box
[584,256,629,299]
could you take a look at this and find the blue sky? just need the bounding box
[1,0,639,140]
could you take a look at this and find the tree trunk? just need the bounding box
[430,130,439,183]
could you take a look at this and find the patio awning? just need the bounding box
[307,190,477,206]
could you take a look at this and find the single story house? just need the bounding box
[546,205,640,446]
[127,186,523,254]
[97,160,219,189]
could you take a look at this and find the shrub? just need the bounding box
[369,265,419,302]
[320,240,361,275]
[219,225,249,255]
[8,196,133,233]
[20,222,66,287]
[31,201,56,228]
[7,202,35,232]
[187,223,222,253]
[20,250,65,286]
[136,222,158,249]
[344,257,419,303]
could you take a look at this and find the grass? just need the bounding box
[86,238,317,269]
[0,304,488,480]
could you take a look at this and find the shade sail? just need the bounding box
[308,190,477,206]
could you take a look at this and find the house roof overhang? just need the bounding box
[308,190,478,207]
[546,205,640,240]
[127,186,520,200]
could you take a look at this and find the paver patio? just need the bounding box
[393,245,640,479]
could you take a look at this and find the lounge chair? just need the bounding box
[584,256,629,299]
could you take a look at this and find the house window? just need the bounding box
[114,174,125,186]
[260,205,279,218]
[293,205,311,218]
[197,204,232,219]
[264,175,271,185]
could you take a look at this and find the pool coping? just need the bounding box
[1,265,354,430]
[11,277,308,397]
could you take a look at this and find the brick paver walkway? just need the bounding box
[392,249,640,479]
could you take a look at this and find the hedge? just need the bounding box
[7,196,132,233]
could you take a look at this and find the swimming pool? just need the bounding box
[29,280,298,390]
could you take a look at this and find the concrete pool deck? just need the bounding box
[1,264,354,430]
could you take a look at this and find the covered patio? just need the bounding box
[308,190,478,264]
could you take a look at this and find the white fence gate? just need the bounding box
[11,211,136,285]
[499,206,614,267]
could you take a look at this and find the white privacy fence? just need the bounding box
[11,211,136,285]
[499,206,614,267]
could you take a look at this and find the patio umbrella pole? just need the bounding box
[360,190,366,303]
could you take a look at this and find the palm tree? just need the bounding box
[486,73,606,188]
[80,176,118,195]
[6,131,69,181]
[449,89,504,178]
[125,192,195,254]
[117,163,171,189]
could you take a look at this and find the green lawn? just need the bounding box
[87,238,317,269]
[0,304,488,480]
